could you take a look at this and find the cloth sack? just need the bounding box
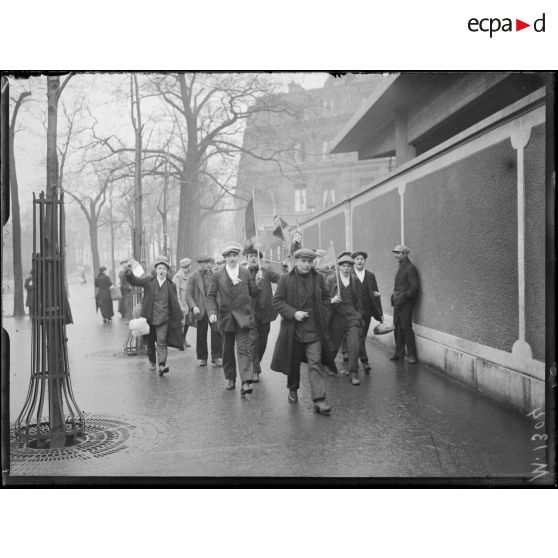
[110,285,122,301]
[129,317,150,337]
[373,321,395,335]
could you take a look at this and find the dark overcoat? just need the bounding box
[325,272,364,327]
[95,273,114,320]
[125,270,184,349]
[357,269,383,320]
[185,269,212,325]
[248,265,281,324]
[391,258,420,309]
[206,266,260,333]
[270,268,338,376]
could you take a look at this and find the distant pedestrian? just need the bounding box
[95,266,114,323]
[206,242,262,395]
[118,259,133,320]
[24,270,34,316]
[271,248,337,414]
[80,268,87,285]
[173,257,192,348]
[186,254,223,367]
[243,245,281,382]
[126,255,184,375]
[351,250,384,373]
[326,254,364,385]
[390,245,420,364]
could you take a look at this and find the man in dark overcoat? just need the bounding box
[118,259,133,320]
[351,250,384,373]
[390,244,420,363]
[185,254,223,367]
[243,246,281,382]
[270,248,337,414]
[126,255,184,375]
[206,242,262,395]
[326,254,364,385]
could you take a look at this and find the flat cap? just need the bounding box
[222,242,242,256]
[243,246,263,258]
[337,255,355,266]
[315,249,327,257]
[179,258,192,267]
[351,250,368,260]
[196,254,212,263]
[337,250,351,259]
[293,248,318,260]
[392,244,410,253]
[214,257,225,265]
[154,255,170,269]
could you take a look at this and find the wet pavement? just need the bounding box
[3,280,537,480]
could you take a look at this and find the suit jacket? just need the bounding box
[125,270,184,349]
[353,269,383,321]
[185,269,213,321]
[206,266,261,332]
[248,265,281,324]
[391,258,420,309]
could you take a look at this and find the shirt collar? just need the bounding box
[157,276,167,287]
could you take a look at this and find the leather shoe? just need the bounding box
[351,376,361,386]
[363,363,371,374]
[408,356,418,364]
[313,400,331,415]
[149,361,156,371]
[159,365,169,376]
[240,382,253,396]
[389,354,401,361]
[212,358,223,367]
[342,352,349,362]
[288,390,298,403]
[225,379,236,390]
[198,359,207,366]
[252,372,260,383]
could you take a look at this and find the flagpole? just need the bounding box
[270,192,285,262]
[331,240,340,296]
[252,188,262,269]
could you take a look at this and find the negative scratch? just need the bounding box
[430,432,443,470]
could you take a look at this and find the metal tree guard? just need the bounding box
[15,191,84,448]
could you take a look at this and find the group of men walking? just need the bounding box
[124,241,420,415]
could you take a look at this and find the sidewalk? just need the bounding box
[3,282,538,481]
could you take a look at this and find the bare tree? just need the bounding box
[9,88,31,316]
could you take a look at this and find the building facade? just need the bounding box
[235,74,391,261]
[301,72,551,413]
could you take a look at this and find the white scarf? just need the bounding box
[226,265,241,286]
[355,268,365,283]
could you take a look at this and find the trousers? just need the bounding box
[147,321,169,365]
[222,329,254,383]
[196,314,222,361]
[393,302,417,358]
[287,339,326,402]
[249,322,271,374]
[329,314,361,377]
[359,314,372,363]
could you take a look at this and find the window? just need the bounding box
[323,187,336,208]
[321,140,330,159]
[294,187,307,213]
[276,246,281,261]
[293,141,306,163]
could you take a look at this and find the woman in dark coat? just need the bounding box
[95,266,114,323]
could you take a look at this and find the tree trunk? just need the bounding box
[176,167,201,262]
[88,204,100,282]
[9,112,25,316]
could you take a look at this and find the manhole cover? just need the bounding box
[9,413,171,476]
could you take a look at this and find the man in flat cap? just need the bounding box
[326,254,364,385]
[126,255,184,375]
[186,254,223,367]
[206,242,262,395]
[271,248,337,413]
[390,245,420,364]
[173,257,193,348]
[351,250,384,373]
[243,245,281,382]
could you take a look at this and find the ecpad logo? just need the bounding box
[468,13,546,37]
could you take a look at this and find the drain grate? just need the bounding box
[9,413,171,476]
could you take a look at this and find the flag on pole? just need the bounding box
[317,242,336,269]
[245,197,256,241]
[272,214,289,241]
